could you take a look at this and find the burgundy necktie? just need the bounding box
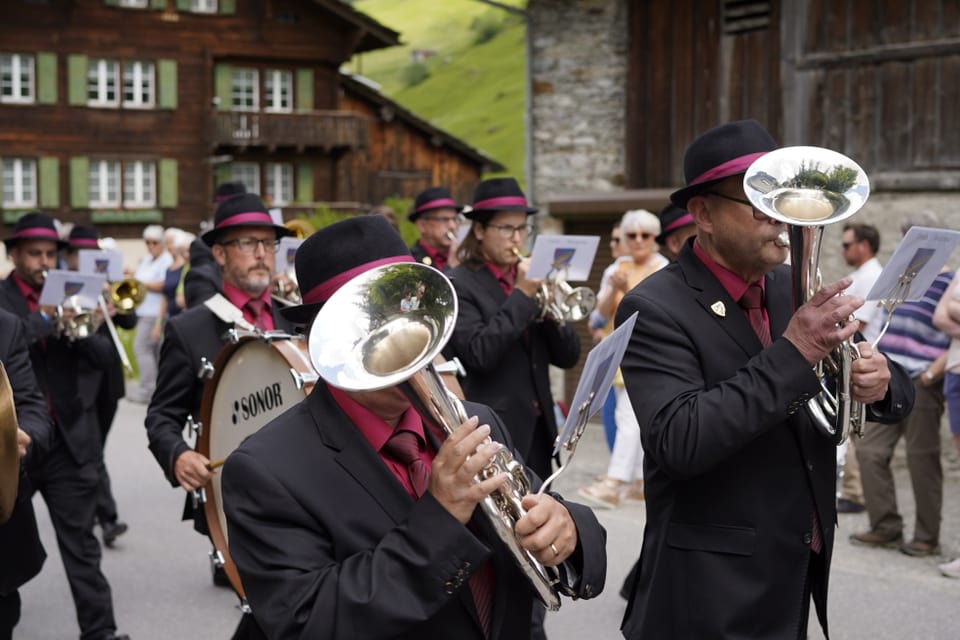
[738,283,772,347]
[384,430,493,635]
[244,298,266,330]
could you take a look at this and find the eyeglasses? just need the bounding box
[841,241,856,250]
[221,237,280,254]
[707,192,768,221]
[625,231,655,241]
[610,237,621,244]
[423,215,459,225]
[487,223,534,238]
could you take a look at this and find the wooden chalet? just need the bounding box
[0,0,501,238]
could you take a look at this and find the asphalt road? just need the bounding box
[17,396,960,639]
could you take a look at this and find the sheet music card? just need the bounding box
[77,249,124,282]
[554,311,638,455]
[38,269,107,308]
[278,237,304,273]
[526,235,600,281]
[865,226,960,302]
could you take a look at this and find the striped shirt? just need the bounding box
[876,271,953,377]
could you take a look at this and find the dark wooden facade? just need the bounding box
[0,0,498,238]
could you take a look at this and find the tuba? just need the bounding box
[307,261,567,610]
[743,146,870,445]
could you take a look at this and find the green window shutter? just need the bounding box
[175,0,190,10]
[213,163,231,187]
[295,162,313,203]
[104,0,120,6]
[70,157,89,208]
[295,69,313,113]
[36,53,57,105]
[159,159,178,208]
[67,55,88,106]
[214,63,232,111]
[151,0,166,8]
[157,59,178,109]
[38,157,60,208]
[219,0,237,15]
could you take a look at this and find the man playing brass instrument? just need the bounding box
[221,216,606,639]
[616,120,914,639]
[408,186,463,272]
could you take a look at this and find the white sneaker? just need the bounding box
[937,558,960,578]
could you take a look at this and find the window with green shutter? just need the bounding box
[157,59,177,109]
[159,159,178,208]
[67,55,88,106]
[38,157,60,208]
[295,69,313,113]
[213,63,232,111]
[36,53,57,105]
[70,157,89,207]
[296,162,313,203]
[220,0,236,15]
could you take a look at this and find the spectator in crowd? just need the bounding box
[408,186,462,271]
[130,225,173,404]
[933,268,960,577]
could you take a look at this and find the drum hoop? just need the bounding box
[197,335,314,598]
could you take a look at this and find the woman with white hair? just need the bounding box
[579,209,668,508]
[130,224,173,403]
[151,229,194,344]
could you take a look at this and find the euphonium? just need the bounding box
[307,261,568,610]
[511,248,596,326]
[743,146,871,445]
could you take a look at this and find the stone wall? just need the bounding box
[528,0,628,204]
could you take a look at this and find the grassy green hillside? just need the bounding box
[346,0,526,185]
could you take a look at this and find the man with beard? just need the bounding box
[144,193,293,636]
[408,186,463,271]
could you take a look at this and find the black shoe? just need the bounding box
[837,498,866,514]
[104,633,130,640]
[102,520,128,547]
[213,565,232,588]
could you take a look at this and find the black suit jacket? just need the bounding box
[0,307,51,592]
[145,300,296,489]
[222,385,606,639]
[446,262,581,462]
[0,276,113,466]
[615,242,913,639]
[183,239,222,309]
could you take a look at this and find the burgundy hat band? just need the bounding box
[301,256,414,306]
[217,211,275,228]
[416,198,457,213]
[663,213,694,234]
[472,195,528,210]
[689,152,768,187]
[70,238,100,248]
[13,227,59,241]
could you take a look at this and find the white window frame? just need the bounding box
[122,60,155,108]
[264,163,294,206]
[2,157,37,208]
[88,58,120,107]
[123,160,156,208]
[264,69,293,113]
[1,53,35,104]
[89,160,121,208]
[191,0,218,13]
[231,163,260,194]
[231,67,259,112]
[118,0,149,8]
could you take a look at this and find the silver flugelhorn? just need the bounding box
[512,248,596,325]
[744,146,870,445]
[307,261,568,610]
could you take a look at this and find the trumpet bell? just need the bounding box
[744,145,869,226]
[110,278,146,313]
[284,218,316,240]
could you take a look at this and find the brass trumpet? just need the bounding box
[109,278,146,314]
[512,248,596,326]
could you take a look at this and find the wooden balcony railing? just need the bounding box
[211,111,368,150]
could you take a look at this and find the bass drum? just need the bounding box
[198,336,315,599]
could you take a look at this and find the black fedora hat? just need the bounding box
[68,224,100,250]
[670,119,778,207]
[463,177,538,221]
[407,187,463,222]
[3,211,68,251]
[280,215,414,325]
[656,203,695,244]
[201,193,291,246]
[213,181,247,204]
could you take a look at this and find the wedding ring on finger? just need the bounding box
[550,542,559,557]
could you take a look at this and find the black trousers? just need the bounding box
[0,591,19,640]
[94,397,120,525]
[30,437,117,640]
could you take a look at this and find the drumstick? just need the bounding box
[206,459,225,471]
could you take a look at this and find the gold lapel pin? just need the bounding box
[710,301,726,317]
